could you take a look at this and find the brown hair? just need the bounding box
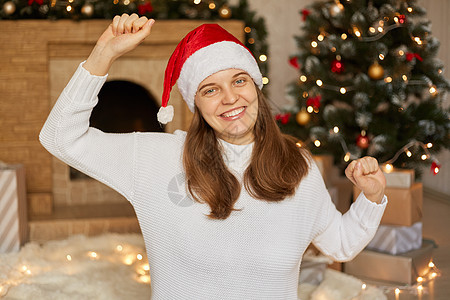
[183,88,310,220]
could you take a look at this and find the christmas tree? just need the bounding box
[278,0,449,177]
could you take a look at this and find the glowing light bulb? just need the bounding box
[318,34,324,41]
[124,255,134,265]
[369,27,376,33]
[262,77,269,85]
[248,38,255,44]
[194,0,201,4]
[143,264,150,271]
[316,79,323,87]
[244,27,251,33]
[402,75,408,81]
[398,50,405,56]
[406,150,412,157]
[66,255,72,261]
[208,2,216,9]
[384,76,392,83]
[395,288,400,295]
[414,37,423,45]
[431,272,437,278]
[354,30,361,37]
[137,254,143,261]
[21,266,28,272]
[302,92,309,98]
[407,7,413,13]
[429,262,435,268]
[377,27,383,33]
[314,140,321,147]
[26,270,32,275]
[66,5,72,11]
[417,276,424,283]
[124,0,130,5]
[296,142,303,148]
[434,167,440,174]
[421,154,428,160]
[362,283,367,290]
[379,54,385,60]
[259,54,267,62]
[311,41,318,48]
[384,164,393,173]
[344,152,351,162]
[417,285,424,291]
[300,75,307,82]
[429,86,437,95]
[307,106,314,113]
[341,33,348,40]
[139,275,151,283]
[333,126,339,133]
[116,245,123,252]
[340,87,347,94]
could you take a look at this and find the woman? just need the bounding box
[40,14,387,299]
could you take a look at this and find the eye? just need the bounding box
[202,87,217,96]
[234,78,247,86]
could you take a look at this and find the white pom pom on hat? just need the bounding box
[158,23,263,124]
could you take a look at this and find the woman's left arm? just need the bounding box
[312,157,387,261]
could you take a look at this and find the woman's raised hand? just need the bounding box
[84,14,155,76]
[345,156,386,204]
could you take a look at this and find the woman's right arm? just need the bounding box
[39,14,155,201]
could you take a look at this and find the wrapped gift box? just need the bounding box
[344,239,434,285]
[353,183,423,226]
[367,222,422,255]
[383,169,415,188]
[0,164,28,253]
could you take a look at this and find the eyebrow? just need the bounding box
[197,72,250,92]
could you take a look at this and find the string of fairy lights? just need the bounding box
[0,241,441,298]
[292,0,445,174]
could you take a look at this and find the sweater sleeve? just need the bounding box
[310,162,387,262]
[39,62,136,201]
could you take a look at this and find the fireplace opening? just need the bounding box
[70,80,163,180]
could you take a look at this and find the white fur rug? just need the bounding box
[0,234,386,300]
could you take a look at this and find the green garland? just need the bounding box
[0,0,268,78]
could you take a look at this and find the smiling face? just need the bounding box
[194,69,259,145]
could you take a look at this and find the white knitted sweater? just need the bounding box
[40,63,387,300]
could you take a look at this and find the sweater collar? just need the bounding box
[218,139,254,170]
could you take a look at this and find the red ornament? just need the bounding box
[406,52,423,62]
[431,161,441,175]
[301,9,311,21]
[331,59,345,73]
[28,0,43,5]
[398,14,406,24]
[306,95,321,109]
[275,112,291,125]
[138,1,153,15]
[289,57,300,69]
[356,133,370,149]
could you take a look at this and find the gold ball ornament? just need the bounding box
[296,109,310,126]
[368,62,384,80]
[81,3,94,17]
[3,1,16,15]
[219,5,231,19]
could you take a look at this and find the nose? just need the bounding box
[222,87,239,105]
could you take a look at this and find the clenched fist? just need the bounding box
[84,14,155,76]
[345,156,386,203]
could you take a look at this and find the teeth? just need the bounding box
[222,107,244,118]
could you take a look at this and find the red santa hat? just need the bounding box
[157,23,263,124]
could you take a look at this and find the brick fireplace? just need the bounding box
[0,19,244,242]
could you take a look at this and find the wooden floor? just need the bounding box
[383,194,450,300]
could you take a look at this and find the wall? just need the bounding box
[242,0,450,197]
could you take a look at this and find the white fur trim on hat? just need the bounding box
[177,41,263,112]
[157,105,174,124]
